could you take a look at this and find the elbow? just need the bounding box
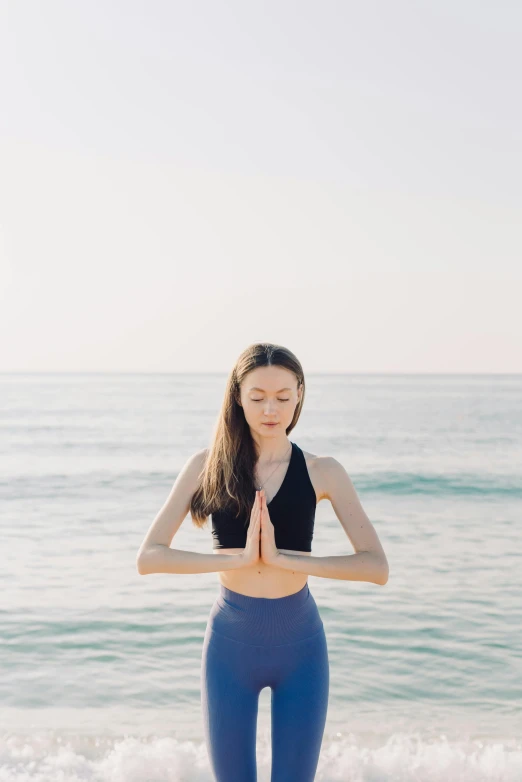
[136,543,170,575]
[136,547,153,575]
[136,553,147,575]
[362,551,389,586]
[376,559,389,586]
[368,552,389,586]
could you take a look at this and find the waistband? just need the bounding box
[219,582,310,608]
[208,582,324,646]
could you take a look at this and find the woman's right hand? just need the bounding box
[239,490,262,566]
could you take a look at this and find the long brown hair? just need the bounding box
[190,342,305,528]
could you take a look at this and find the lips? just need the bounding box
[263,423,278,426]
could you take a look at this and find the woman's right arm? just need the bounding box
[136,449,245,575]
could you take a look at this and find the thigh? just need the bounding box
[201,629,260,782]
[270,628,330,782]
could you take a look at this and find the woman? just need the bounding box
[137,342,389,781]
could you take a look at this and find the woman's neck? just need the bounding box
[253,436,292,464]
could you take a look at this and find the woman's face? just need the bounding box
[238,365,302,437]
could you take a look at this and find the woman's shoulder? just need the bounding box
[299,444,336,470]
[299,445,339,503]
[178,447,209,486]
[186,447,209,468]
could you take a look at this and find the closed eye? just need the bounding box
[252,399,290,402]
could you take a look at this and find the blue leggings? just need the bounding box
[201,582,329,781]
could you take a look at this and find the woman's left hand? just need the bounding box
[260,490,281,565]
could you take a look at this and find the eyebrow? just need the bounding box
[248,387,292,393]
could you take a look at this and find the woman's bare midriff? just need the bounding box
[213,548,312,598]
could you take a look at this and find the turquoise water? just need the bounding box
[1,372,521,780]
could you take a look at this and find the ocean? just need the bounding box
[1,372,521,780]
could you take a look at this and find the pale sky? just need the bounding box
[1,1,521,373]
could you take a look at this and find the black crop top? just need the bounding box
[211,441,317,552]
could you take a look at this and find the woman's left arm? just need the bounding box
[276,457,389,585]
